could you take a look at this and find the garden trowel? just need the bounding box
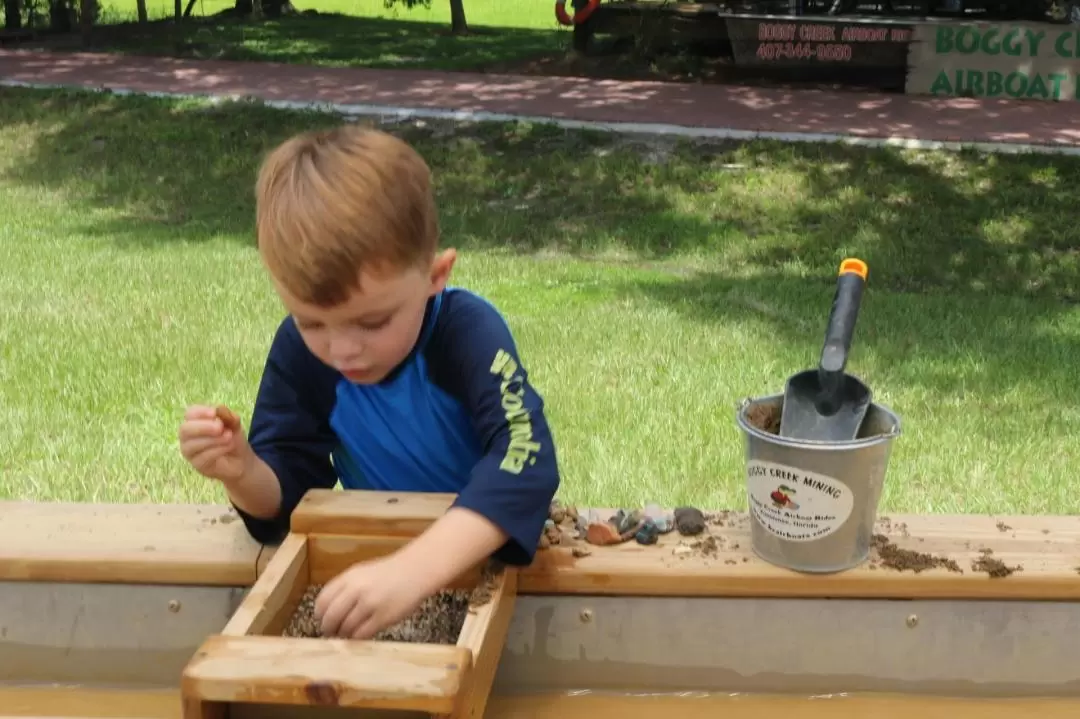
[779,258,872,442]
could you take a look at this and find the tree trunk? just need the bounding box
[4,0,21,31]
[232,0,290,17]
[79,0,94,45]
[136,0,147,22]
[449,0,466,34]
[49,0,70,32]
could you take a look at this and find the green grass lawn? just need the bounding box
[85,14,569,70]
[1,86,1078,516]
[98,0,560,29]
[35,0,570,72]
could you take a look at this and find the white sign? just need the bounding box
[906,22,1080,102]
[746,459,854,542]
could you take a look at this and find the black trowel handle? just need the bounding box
[818,258,868,392]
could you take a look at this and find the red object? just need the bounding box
[555,0,600,26]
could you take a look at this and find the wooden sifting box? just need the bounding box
[180,491,517,719]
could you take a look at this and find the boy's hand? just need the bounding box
[178,404,255,486]
[314,554,430,640]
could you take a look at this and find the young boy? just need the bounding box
[177,125,560,642]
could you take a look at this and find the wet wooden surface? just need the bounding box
[4,686,1080,719]
[4,491,1079,598]
[284,491,1080,600]
[0,501,261,585]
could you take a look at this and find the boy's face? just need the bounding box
[276,250,456,384]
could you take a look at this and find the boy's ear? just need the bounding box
[429,248,457,294]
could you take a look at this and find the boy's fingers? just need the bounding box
[339,601,374,640]
[314,582,343,622]
[352,615,383,641]
[178,419,225,442]
[184,405,217,421]
[319,593,353,637]
[182,436,226,457]
[189,443,234,471]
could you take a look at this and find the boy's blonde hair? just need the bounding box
[255,125,439,307]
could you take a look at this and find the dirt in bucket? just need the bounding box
[283,565,501,643]
[871,534,962,574]
[746,401,782,435]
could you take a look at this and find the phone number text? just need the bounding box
[755,42,853,62]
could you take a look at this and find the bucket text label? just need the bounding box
[746,460,854,542]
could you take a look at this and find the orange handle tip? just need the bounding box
[839,258,868,280]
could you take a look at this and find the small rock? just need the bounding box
[611,509,644,535]
[574,515,589,539]
[545,523,562,545]
[544,518,556,530]
[549,500,566,525]
[572,547,592,558]
[673,544,694,557]
[674,506,706,536]
[586,522,623,546]
[644,503,675,533]
[635,519,660,545]
[566,505,579,522]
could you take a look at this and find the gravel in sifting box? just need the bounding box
[284,564,502,645]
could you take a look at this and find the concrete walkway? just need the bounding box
[2,49,1080,152]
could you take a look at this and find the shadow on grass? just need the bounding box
[4,87,1078,298]
[0,87,724,256]
[606,141,1080,405]
[2,86,1079,402]
[77,13,568,70]
[623,269,1079,409]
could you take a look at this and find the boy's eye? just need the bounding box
[354,316,392,330]
[296,321,323,331]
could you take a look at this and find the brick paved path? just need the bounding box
[2,49,1080,149]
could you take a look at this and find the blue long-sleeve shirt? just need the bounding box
[238,287,560,566]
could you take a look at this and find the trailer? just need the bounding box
[559,0,1080,100]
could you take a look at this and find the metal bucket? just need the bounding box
[735,393,902,574]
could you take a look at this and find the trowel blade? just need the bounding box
[779,370,871,442]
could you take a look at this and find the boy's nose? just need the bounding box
[328,336,363,367]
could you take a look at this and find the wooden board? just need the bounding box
[291,490,455,536]
[906,20,1080,102]
[223,533,309,637]
[305,533,481,589]
[521,511,1080,599]
[442,569,518,719]
[0,501,262,585]
[181,634,471,712]
[276,491,1080,600]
